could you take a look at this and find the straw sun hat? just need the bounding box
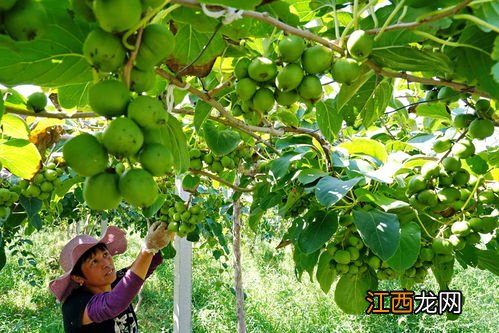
[49,226,127,302]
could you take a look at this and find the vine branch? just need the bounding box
[366,60,490,98]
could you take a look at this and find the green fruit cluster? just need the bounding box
[188,145,253,176]
[77,0,175,93]
[15,163,63,201]
[453,110,495,141]
[0,0,48,41]
[0,183,19,220]
[157,194,205,238]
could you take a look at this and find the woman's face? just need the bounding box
[80,248,116,291]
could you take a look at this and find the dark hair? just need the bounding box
[70,243,109,278]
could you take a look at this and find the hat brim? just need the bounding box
[49,226,127,302]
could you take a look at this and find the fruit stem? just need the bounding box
[461,175,482,212]
[453,14,499,34]
[338,0,377,48]
[123,27,145,89]
[373,0,406,42]
[353,0,359,30]
[414,211,435,239]
[413,30,490,55]
[122,1,180,50]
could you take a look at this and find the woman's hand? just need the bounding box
[143,221,175,254]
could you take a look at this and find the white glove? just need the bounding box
[142,221,175,254]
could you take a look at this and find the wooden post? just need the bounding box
[173,178,192,333]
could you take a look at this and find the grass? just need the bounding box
[0,226,498,333]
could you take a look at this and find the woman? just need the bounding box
[49,222,174,332]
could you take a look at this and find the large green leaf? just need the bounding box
[338,138,388,163]
[0,114,29,139]
[337,75,393,128]
[0,245,5,271]
[203,120,241,156]
[334,269,378,314]
[354,188,410,211]
[431,255,455,290]
[353,209,401,260]
[315,176,362,207]
[293,246,320,281]
[316,99,342,142]
[0,139,41,179]
[416,103,452,122]
[473,1,499,33]
[57,82,91,110]
[0,0,92,87]
[316,251,336,294]
[19,196,42,230]
[476,249,499,276]
[171,23,225,67]
[194,101,212,132]
[386,222,421,273]
[171,6,219,33]
[164,117,191,173]
[448,26,499,99]
[297,168,328,185]
[371,46,453,74]
[298,210,338,254]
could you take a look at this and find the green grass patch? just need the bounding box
[0,227,498,332]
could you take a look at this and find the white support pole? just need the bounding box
[173,178,192,333]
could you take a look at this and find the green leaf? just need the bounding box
[298,210,338,254]
[386,222,421,273]
[431,255,455,290]
[293,246,320,281]
[416,103,452,121]
[464,155,489,175]
[476,249,499,276]
[57,82,91,110]
[194,101,212,132]
[259,1,300,26]
[203,120,241,156]
[316,251,336,294]
[336,69,373,111]
[355,188,410,211]
[171,7,219,33]
[0,114,29,139]
[164,117,191,174]
[0,1,92,87]
[492,36,499,61]
[316,99,342,142]
[334,269,378,314]
[198,0,262,10]
[353,209,401,260]
[338,138,388,163]
[275,109,299,128]
[492,63,499,82]
[143,194,167,218]
[315,176,362,207]
[171,24,225,67]
[449,26,499,99]
[275,135,313,150]
[337,75,393,128]
[0,139,41,179]
[19,196,42,230]
[297,168,328,185]
[473,1,499,33]
[0,245,5,271]
[371,46,453,74]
